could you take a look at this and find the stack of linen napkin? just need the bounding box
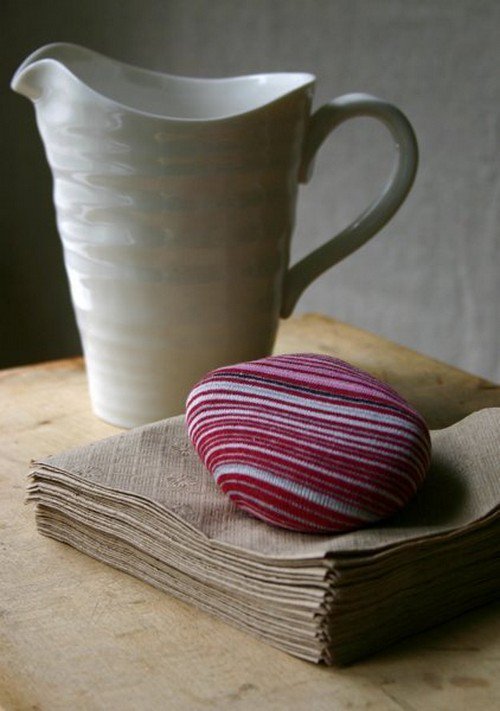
[27,408,500,665]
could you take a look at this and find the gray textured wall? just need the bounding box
[2,0,499,379]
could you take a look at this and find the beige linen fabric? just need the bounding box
[27,408,500,664]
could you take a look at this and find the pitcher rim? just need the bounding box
[12,42,316,123]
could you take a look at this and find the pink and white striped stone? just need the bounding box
[186,353,431,533]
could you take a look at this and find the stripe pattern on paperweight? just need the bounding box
[186,353,431,533]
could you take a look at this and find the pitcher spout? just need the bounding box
[12,47,50,101]
[11,43,88,102]
[12,43,74,101]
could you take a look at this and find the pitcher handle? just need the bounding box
[280,93,418,318]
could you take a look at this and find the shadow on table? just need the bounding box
[357,598,500,667]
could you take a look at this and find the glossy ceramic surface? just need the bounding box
[12,43,418,427]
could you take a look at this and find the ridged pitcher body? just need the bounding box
[12,44,314,426]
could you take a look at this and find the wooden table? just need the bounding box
[1,314,500,711]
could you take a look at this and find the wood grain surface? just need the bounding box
[1,315,499,711]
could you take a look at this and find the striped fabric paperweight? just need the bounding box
[186,353,431,533]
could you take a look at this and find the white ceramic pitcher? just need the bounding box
[12,43,418,428]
